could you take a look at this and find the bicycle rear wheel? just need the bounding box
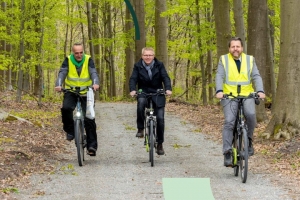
[75,119,84,166]
[239,127,248,183]
[149,120,154,167]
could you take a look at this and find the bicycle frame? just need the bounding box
[224,92,259,183]
[62,86,89,166]
[138,89,165,167]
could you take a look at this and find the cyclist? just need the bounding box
[129,47,172,155]
[55,42,100,156]
[215,37,266,167]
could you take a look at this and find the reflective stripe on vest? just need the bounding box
[222,53,254,96]
[65,55,92,94]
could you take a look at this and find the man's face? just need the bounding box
[142,50,155,65]
[72,45,84,61]
[229,40,243,59]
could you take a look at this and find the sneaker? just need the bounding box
[66,133,74,141]
[156,143,165,155]
[224,151,232,167]
[248,138,254,156]
[136,129,144,138]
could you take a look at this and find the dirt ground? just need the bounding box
[0,92,299,199]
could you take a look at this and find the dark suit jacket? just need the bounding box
[129,58,172,107]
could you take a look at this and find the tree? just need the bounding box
[155,0,168,70]
[134,0,145,62]
[212,0,231,58]
[16,0,25,103]
[124,0,134,96]
[233,0,246,52]
[247,0,268,122]
[265,0,300,139]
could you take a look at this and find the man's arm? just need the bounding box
[55,58,69,91]
[88,57,100,86]
[215,57,225,98]
[160,62,172,91]
[251,58,264,93]
[129,64,139,93]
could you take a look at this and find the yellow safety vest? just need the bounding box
[65,55,92,94]
[222,53,254,96]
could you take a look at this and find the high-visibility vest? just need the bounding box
[65,55,92,94]
[222,53,254,96]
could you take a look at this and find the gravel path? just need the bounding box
[12,102,294,200]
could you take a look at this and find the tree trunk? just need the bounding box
[247,0,268,122]
[86,1,94,58]
[265,0,300,140]
[16,0,25,103]
[233,0,246,52]
[124,1,134,96]
[212,0,231,58]
[133,0,145,62]
[91,1,100,100]
[155,0,168,70]
[195,0,207,105]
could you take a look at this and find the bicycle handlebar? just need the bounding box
[135,89,166,97]
[61,86,92,95]
[222,92,261,105]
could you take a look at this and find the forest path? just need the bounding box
[12,102,294,200]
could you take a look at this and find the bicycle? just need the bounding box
[137,89,165,167]
[62,87,88,166]
[223,91,260,183]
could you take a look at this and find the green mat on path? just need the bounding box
[163,178,215,200]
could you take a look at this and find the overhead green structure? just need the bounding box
[124,0,140,40]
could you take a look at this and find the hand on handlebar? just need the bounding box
[166,90,172,96]
[130,90,136,97]
[216,92,224,99]
[257,92,265,99]
[92,84,99,91]
[55,86,62,92]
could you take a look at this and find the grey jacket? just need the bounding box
[55,56,99,87]
[215,55,264,94]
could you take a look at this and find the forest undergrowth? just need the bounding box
[0,91,299,199]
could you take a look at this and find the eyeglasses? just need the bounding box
[143,54,154,57]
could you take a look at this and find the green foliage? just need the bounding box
[1,187,19,194]
[171,86,184,97]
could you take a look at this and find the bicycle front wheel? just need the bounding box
[75,119,84,166]
[232,131,239,176]
[239,127,249,183]
[149,120,154,167]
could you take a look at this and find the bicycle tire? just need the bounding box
[233,131,239,176]
[149,120,154,167]
[239,127,248,183]
[75,119,84,166]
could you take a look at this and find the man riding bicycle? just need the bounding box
[215,37,266,167]
[129,47,172,155]
[55,42,100,156]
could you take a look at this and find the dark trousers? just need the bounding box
[137,97,165,144]
[61,92,98,149]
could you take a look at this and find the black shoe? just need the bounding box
[224,151,232,167]
[156,143,165,155]
[87,147,96,156]
[66,133,74,141]
[136,129,144,138]
[248,138,254,156]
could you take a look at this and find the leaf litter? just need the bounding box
[0,92,299,199]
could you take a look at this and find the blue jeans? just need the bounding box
[137,97,165,144]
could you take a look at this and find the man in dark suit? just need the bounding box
[129,47,172,155]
